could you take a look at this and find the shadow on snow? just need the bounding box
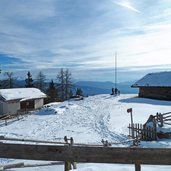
[119,97,171,106]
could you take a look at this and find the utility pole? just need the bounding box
[115,52,117,91]
[111,52,119,96]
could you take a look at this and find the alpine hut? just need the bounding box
[132,71,171,100]
[0,88,47,115]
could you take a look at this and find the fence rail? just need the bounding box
[1,142,171,171]
[155,112,171,127]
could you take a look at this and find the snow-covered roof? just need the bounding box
[132,71,171,87]
[0,88,46,101]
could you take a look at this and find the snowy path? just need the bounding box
[0,95,129,144]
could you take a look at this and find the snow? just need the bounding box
[1,94,171,170]
[0,88,46,101]
[132,71,171,87]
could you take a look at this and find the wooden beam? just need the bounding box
[161,112,171,116]
[0,143,171,165]
[163,122,171,126]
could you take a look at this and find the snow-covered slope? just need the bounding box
[1,94,171,171]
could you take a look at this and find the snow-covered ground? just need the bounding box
[1,94,171,171]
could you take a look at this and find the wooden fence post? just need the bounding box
[135,163,141,171]
[64,136,77,171]
[70,137,77,169]
[160,114,164,127]
[64,162,70,171]
[64,136,71,171]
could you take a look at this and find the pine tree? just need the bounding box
[46,80,58,102]
[76,88,83,96]
[25,71,34,87]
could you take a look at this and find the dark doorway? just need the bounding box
[20,100,34,110]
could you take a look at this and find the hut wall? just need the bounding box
[34,99,44,109]
[7,102,20,114]
[139,87,171,100]
[0,101,20,115]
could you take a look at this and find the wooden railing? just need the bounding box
[0,142,171,171]
[0,113,20,126]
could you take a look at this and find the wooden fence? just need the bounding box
[0,113,20,126]
[128,123,157,142]
[1,142,171,171]
[0,110,32,126]
[128,112,171,142]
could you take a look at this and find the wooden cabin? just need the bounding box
[132,71,171,100]
[0,88,47,115]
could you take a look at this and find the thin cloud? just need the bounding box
[110,0,140,13]
[1,0,171,82]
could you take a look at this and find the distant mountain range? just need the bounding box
[74,81,138,96]
[2,79,138,96]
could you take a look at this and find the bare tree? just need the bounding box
[64,69,73,100]
[57,68,65,101]
[57,68,73,101]
[3,72,15,88]
[35,71,46,92]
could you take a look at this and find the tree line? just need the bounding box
[0,68,83,103]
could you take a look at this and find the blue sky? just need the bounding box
[0,0,171,82]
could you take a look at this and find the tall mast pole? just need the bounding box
[115,52,117,91]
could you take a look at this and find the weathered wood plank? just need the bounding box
[2,162,24,170]
[0,143,171,165]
